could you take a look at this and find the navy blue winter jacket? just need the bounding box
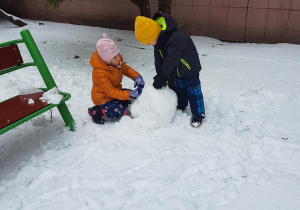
[153,12,202,79]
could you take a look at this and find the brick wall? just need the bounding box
[173,0,300,43]
[1,0,299,44]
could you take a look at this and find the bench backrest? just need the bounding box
[0,29,57,90]
[0,44,24,71]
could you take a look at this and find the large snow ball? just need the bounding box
[130,86,177,128]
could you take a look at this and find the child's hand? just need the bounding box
[130,88,142,100]
[134,76,145,89]
[153,74,167,89]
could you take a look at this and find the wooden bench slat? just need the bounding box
[0,92,49,130]
[0,44,24,71]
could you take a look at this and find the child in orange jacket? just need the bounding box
[88,33,144,124]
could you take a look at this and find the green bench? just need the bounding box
[0,29,75,135]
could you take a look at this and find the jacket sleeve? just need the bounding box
[93,71,130,100]
[160,34,188,77]
[120,62,140,80]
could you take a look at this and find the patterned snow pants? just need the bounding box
[175,73,205,116]
[98,99,130,119]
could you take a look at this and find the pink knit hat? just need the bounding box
[96,33,120,64]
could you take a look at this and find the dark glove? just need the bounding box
[134,76,145,89]
[153,74,167,89]
[130,88,142,100]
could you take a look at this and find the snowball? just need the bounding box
[39,87,63,105]
[130,86,177,128]
[28,98,34,104]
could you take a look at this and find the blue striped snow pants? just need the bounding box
[175,74,205,116]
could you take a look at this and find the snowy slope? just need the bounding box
[0,19,300,210]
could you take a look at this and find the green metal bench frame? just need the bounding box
[0,29,75,135]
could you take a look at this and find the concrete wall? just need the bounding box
[1,0,300,44]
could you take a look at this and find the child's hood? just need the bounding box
[153,12,177,33]
[90,51,109,69]
[90,51,123,70]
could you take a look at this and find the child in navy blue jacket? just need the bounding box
[135,12,206,127]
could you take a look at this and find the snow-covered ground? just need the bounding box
[0,18,300,210]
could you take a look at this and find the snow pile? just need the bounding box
[130,86,177,128]
[1,19,300,210]
[0,9,32,25]
[39,87,63,104]
[28,98,34,104]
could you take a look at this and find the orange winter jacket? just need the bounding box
[90,51,140,105]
